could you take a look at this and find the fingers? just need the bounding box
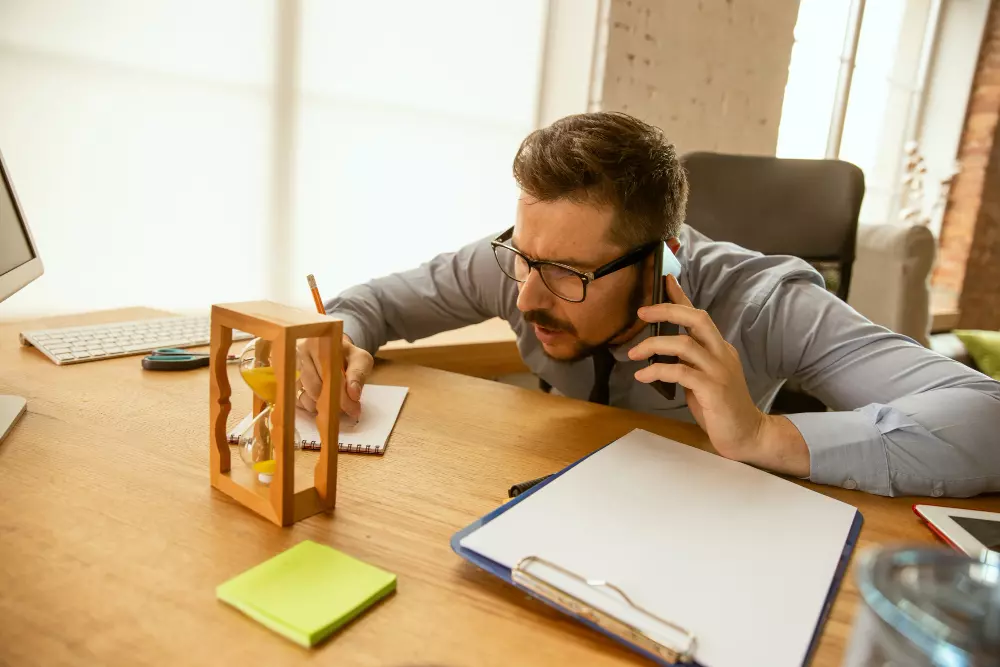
[297,382,355,422]
[627,334,724,379]
[341,382,360,421]
[296,382,317,413]
[296,336,371,421]
[664,273,693,307]
[637,305,728,358]
[637,279,728,358]
[343,337,374,402]
[296,338,323,405]
[341,336,372,421]
[633,361,711,394]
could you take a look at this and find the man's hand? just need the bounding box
[628,274,810,477]
[296,334,373,421]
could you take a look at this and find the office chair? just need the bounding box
[682,151,865,413]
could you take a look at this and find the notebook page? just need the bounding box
[298,385,408,451]
[228,384,408,453]
[459,429,859,667]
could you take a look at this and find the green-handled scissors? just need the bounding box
[141,348,237,371]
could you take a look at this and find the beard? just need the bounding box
[525,275,647,363]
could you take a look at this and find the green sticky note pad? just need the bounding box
[217,540,397,648]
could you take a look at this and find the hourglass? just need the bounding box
[209,301,341,527]
[235,337,304,485]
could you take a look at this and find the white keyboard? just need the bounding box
[20,316,252,365]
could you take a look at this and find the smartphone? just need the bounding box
[648,242,682,401]
[913,504,1000,559]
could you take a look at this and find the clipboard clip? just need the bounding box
[512,556,697,665]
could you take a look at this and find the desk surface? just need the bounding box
[378,317,527,378]
[2,308,997,667]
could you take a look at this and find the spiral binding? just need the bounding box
[226,434,384,455]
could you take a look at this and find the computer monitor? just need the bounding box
[0,146,43,443]
[0,148,42,303]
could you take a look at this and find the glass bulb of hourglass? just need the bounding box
[237,338,303,486]
[236,407,303,484]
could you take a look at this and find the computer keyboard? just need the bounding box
[20,315,253,365]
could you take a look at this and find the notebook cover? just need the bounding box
[217,540,396,647]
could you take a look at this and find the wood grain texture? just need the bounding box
[377,318,527,378]
[2,308,998,667]
[314,327,341,505]
[378,318,515,350]
[208,318,233,477]
[272,327,297,524]
[209,303,341,527]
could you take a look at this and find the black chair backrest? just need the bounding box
[681,152,865,301]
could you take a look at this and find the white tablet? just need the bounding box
[913,504,1000,558]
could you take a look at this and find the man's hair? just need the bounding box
[512,112,688,249]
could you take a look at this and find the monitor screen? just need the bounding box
[0,165,35,277]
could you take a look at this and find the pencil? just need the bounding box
[306,274,348,381]
[306,274,325,314]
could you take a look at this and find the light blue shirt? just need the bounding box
[329,226,1000,497]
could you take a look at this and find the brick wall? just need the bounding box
[934,0,1000,328]
[595,0,799,156]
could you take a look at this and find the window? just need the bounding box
[0,0,546,315]
[0,0,275,314]
[776,0,936,225]
[292,0,546,299]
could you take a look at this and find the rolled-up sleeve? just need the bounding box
[747,280,1000,497]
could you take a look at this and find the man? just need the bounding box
[298,112,1000,497]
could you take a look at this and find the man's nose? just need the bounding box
[516,268,555,313]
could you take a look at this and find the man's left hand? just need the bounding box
[628,274,810,477]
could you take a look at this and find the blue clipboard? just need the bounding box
[451,439,864,666]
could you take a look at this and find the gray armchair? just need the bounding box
[682,151,866,413]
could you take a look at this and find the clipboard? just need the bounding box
[450,431,863,667]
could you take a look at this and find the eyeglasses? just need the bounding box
[491,226,657,303]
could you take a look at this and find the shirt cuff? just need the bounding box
[329,312,375,355]
[785,410,892,495]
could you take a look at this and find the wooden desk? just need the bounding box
[377,318,527,378]
[1,308,997,667]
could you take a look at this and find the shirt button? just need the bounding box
[843,478,858,490]
[931,485,944,498]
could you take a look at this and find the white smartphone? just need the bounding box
[913,504,1000,558]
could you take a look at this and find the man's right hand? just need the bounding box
[296,334,373,421]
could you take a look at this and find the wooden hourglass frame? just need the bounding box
[209,301,341,526]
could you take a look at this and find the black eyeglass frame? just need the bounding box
[490,226,658,303]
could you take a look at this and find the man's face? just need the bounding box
[513,194,651,361]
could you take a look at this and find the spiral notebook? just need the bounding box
[227,384,408,455]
